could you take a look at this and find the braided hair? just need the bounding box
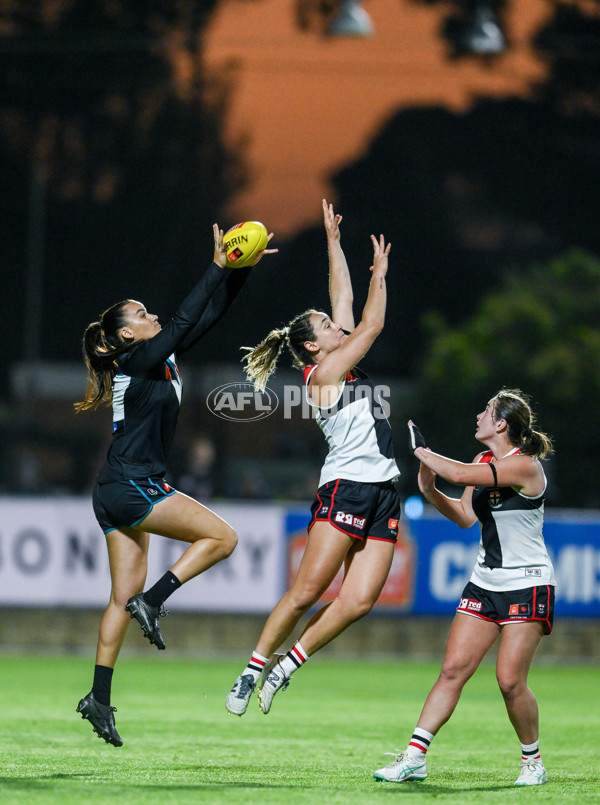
[74,300,141,412]
[242,308,320,392]
[492,388,554,458]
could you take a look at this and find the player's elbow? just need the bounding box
[362,318,384,337]
[454,509,477,529]
[445,465,472,486]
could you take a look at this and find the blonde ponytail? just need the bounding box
[241,327,288,392]
[241,308,319,391]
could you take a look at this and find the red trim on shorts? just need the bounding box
[308,486,325,531]
[323,520,365,540]
[307,479,365,540]
[327,481,365,539]
[530,584,553,634]
[542,585,552,633]
[457,585,554,635]
[499,617,552,634]
[329,478,340,514]
[456,609,498,624]
[366,534,397,543]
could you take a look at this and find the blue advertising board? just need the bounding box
[285,510,600,617]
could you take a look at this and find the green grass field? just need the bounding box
[0,655,597,804]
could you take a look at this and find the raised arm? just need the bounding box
[324,199,355,332]
[310,233,391,395]
[416,454,478,529]
[119,223,277,373]
[177,223,251,355]
[119,261,230,375]
[408,420,546,498]
[177,266,252,355]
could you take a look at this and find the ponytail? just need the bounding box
[241,308,319,392]
[492,388,554,459]
[519,426,554,459]
[74,299,139,412]
[241,327,289,393]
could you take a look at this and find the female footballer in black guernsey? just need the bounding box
[374,389,555,787]
[74,223,276,746]
[226,199,400,717]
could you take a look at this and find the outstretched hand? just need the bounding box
[370,234,391,276]
[248,231,278,266]
[213,224,278,267]
[213,223,227,267]
[323,198,342,242]
[408,419,427,453]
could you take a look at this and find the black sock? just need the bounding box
[143,570,182,607]
[92,664,114,706]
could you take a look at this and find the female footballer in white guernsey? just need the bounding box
[226,199,400,717]
[73,223,276,746]
[374,389,555,787]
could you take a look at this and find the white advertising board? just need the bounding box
[0,498,286,612]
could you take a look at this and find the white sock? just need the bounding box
[242,651,269,683]
[521,740,541,761]
[279,641,309,678]
[407,727,435,758]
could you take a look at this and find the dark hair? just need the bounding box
[74,299,139,412]
[241,308,319,392]
[491,388,553,458]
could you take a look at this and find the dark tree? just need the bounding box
[0,0,244,369]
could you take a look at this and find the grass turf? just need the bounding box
[0,655,598,804]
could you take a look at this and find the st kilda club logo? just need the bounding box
[488,489,502,508]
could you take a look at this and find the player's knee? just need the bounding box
[342,594,375,621]
[112,581,144,609]
[218,525,238,558]
[496,671,522,699]
[111,567,147,606]
[357,597,376,619]
[439,659,472,685]
[288,584,321,612]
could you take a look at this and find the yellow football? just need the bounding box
[223,221,269,268]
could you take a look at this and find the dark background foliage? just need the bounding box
[1,0,599,503]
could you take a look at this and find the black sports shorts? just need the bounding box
[457,580,555,635]
[308,477,401,543]
[93,477,177,534]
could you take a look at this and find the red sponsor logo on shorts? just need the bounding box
[335,511,366,529]
[163,482,171,492]
[388,519,398,530]
[459,598,482,612]
[509,603,529,617]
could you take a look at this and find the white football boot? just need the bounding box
[373,750,427,783]
[257,654,289,714]
[514,758,548,786]
[225,674,256,716]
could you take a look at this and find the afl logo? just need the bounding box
[206,382,279,422]
[488,489,502,508]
